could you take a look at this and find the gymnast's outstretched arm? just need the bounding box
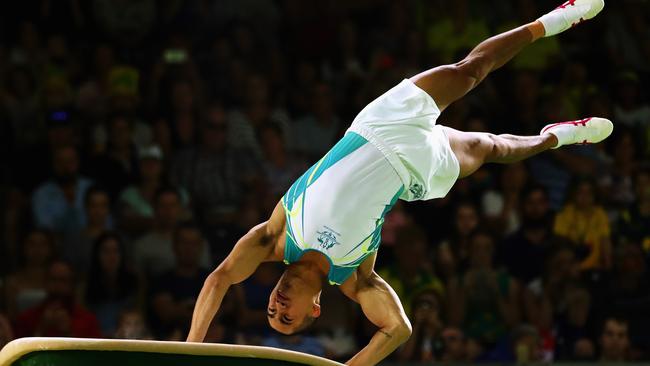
[186,203,285,342]
[340,253,412,366]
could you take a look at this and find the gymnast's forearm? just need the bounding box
[346,325,411,366]
[346,274,412,366]
[186,271,231,342]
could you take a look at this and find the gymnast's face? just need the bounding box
[267,276,320,334]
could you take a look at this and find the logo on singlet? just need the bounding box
[410,183,425,200]
[317,227,340,250]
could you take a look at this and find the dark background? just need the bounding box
[0,0,649,364]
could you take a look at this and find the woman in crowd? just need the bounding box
[84,232,140,336]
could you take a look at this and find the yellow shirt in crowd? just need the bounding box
[553,204,611,270]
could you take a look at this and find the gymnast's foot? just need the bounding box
[537,0,605,37]
[541,117,613,149]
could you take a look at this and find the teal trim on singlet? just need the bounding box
[282,132,368,212]
[282,135,405,284]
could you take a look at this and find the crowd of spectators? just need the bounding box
[0,0,649,364]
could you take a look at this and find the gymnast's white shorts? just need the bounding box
[347,79,460,202]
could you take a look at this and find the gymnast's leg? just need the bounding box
[411,0,605,112]
[409,0,610,177]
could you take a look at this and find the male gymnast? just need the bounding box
[187,1,612,365]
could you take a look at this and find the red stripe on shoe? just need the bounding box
[541,117,592,134]
[557,0,577,9]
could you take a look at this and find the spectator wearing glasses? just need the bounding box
[170,104,261,260]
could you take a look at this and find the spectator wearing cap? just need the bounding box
[90,66,152,152]
[32,145,93,239]
[118,145,188,237]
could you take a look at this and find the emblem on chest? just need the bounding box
[316,226,340,250]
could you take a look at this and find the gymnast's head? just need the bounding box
[267,262,322,335]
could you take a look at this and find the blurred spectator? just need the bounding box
[616,170,650,246]
[596,243,650,353]
[113,309,152,340]
[13,108,81,195]
[133,187,205,277]
[86,114,139,200]
[399,290,444,362]
[258,122,306,203]
[438,327,467,362]
[92,0,156,48]
[170,104,261,247]
[600,128,640,216]
[379,225,444,317]
[227,74,291,157]
[0,0,649,359]
[76,45,116,130]
[605,0,650,72]
[313,284,359,361]
[84,232,140,337]
[554,286,594,361]
[154,79,201,153]
[497,184,556,285]
[5,229,55,319]
[15,261,101,338]
[377,201,414,264]
[119,145,188,237]
[612,71,650,129]
[232,263,281,336]
[31,145,93,239]
[261,333,326,358]
[436,201,480,279]
[91,66,152,153]
[488,324,543,363]
[554,177,612,271]
[481,162,529,235]
[599,317,631,362]
[63,186,113,273]
[148,222,210,339]
[293,83,341,160]
[0,313,14,349]
[448,231,520,347]
[6,229,55,319]
[524,243,586,359]
[506,70,542,135]
[424,0,490,64]
[3,65,40,146]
